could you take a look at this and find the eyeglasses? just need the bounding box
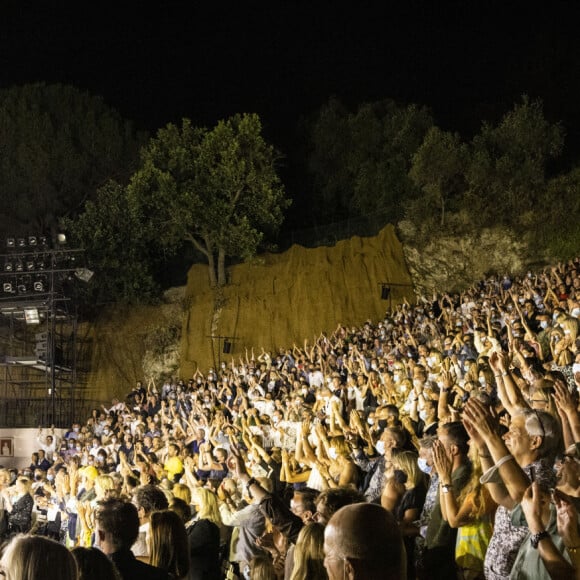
[532,410,546,439]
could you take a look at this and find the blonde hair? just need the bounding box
[328,435,351,458]
[250,554,276,580]
[95,475,116,500]
[392,450,424,490]
[172,483,192,505]
[0,468,10,486]
[1,534,78,580]
[457,444,495,520]
[557,315,578,342]
[191,487,222,526]
[289,522,327,580]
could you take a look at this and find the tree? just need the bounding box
[128,113,290,287]
[306,98,433,222]
[0,83,145,234]
[61,181,159,308]
[465,96,564,225]
[409,127,468,226]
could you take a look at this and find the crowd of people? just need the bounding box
[0,258,580,580]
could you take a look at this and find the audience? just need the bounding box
[0,257,580,580]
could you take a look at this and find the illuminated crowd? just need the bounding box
[1,259,580,580]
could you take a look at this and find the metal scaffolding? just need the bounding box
[0,237,87,427]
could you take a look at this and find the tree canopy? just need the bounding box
[0,83,145,235]
[63,113,290,303]
[305,97,433,223]
[128,113,290,287]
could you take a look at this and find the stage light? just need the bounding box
[33,279,45,292]
[17,238,26,248]
[6,238,15,248]
[26,260,35,271]
[74,268,94,283]
[4,262,13,272]
[28,236,37,246]
[3,282,13,293]
[24,307,40,325]
[15,260,23,272]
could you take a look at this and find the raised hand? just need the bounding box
[553,488,580,548]
[462,398,498,443]
[432,440,453,481]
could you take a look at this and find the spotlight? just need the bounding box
[17,238,26,248]
[4,262,12,272]
[74,268,94,283]
[17,283,27,294]
[37,258,45,271]
[26,260,35,271]
[33,279,45,292]
[56,233,66,245]
[15,260,23,272]
[28,236,37,246]
[39,236,47,247]
[3,282,13,293]
[24,307,40,325]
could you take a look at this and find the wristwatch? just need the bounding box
[441,483,452,494]
[530,530,550,549]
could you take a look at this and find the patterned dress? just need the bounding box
[483,460,555,580]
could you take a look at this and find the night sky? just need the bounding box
[2,2,580,172]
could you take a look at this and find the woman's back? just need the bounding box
[187,518,221,580]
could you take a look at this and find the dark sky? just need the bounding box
[2,2,580,162]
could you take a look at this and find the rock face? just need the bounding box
[399,222,540,294]
[180,224,413,376]
[82,224,413,403]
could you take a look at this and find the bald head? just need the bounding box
[324,503,405,580]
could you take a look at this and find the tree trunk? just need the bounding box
[207,252,217,288]
[217,247,226,287]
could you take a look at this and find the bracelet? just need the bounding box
[479,454,514,484]
[495,454,514,468]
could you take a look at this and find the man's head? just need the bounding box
[314,487,365,525]
[132,484,169,522]
[503,410,562,464]
[437,421,469,459]
[290,487,319,523]
[323,503,404,580]
[96,498,140,554]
